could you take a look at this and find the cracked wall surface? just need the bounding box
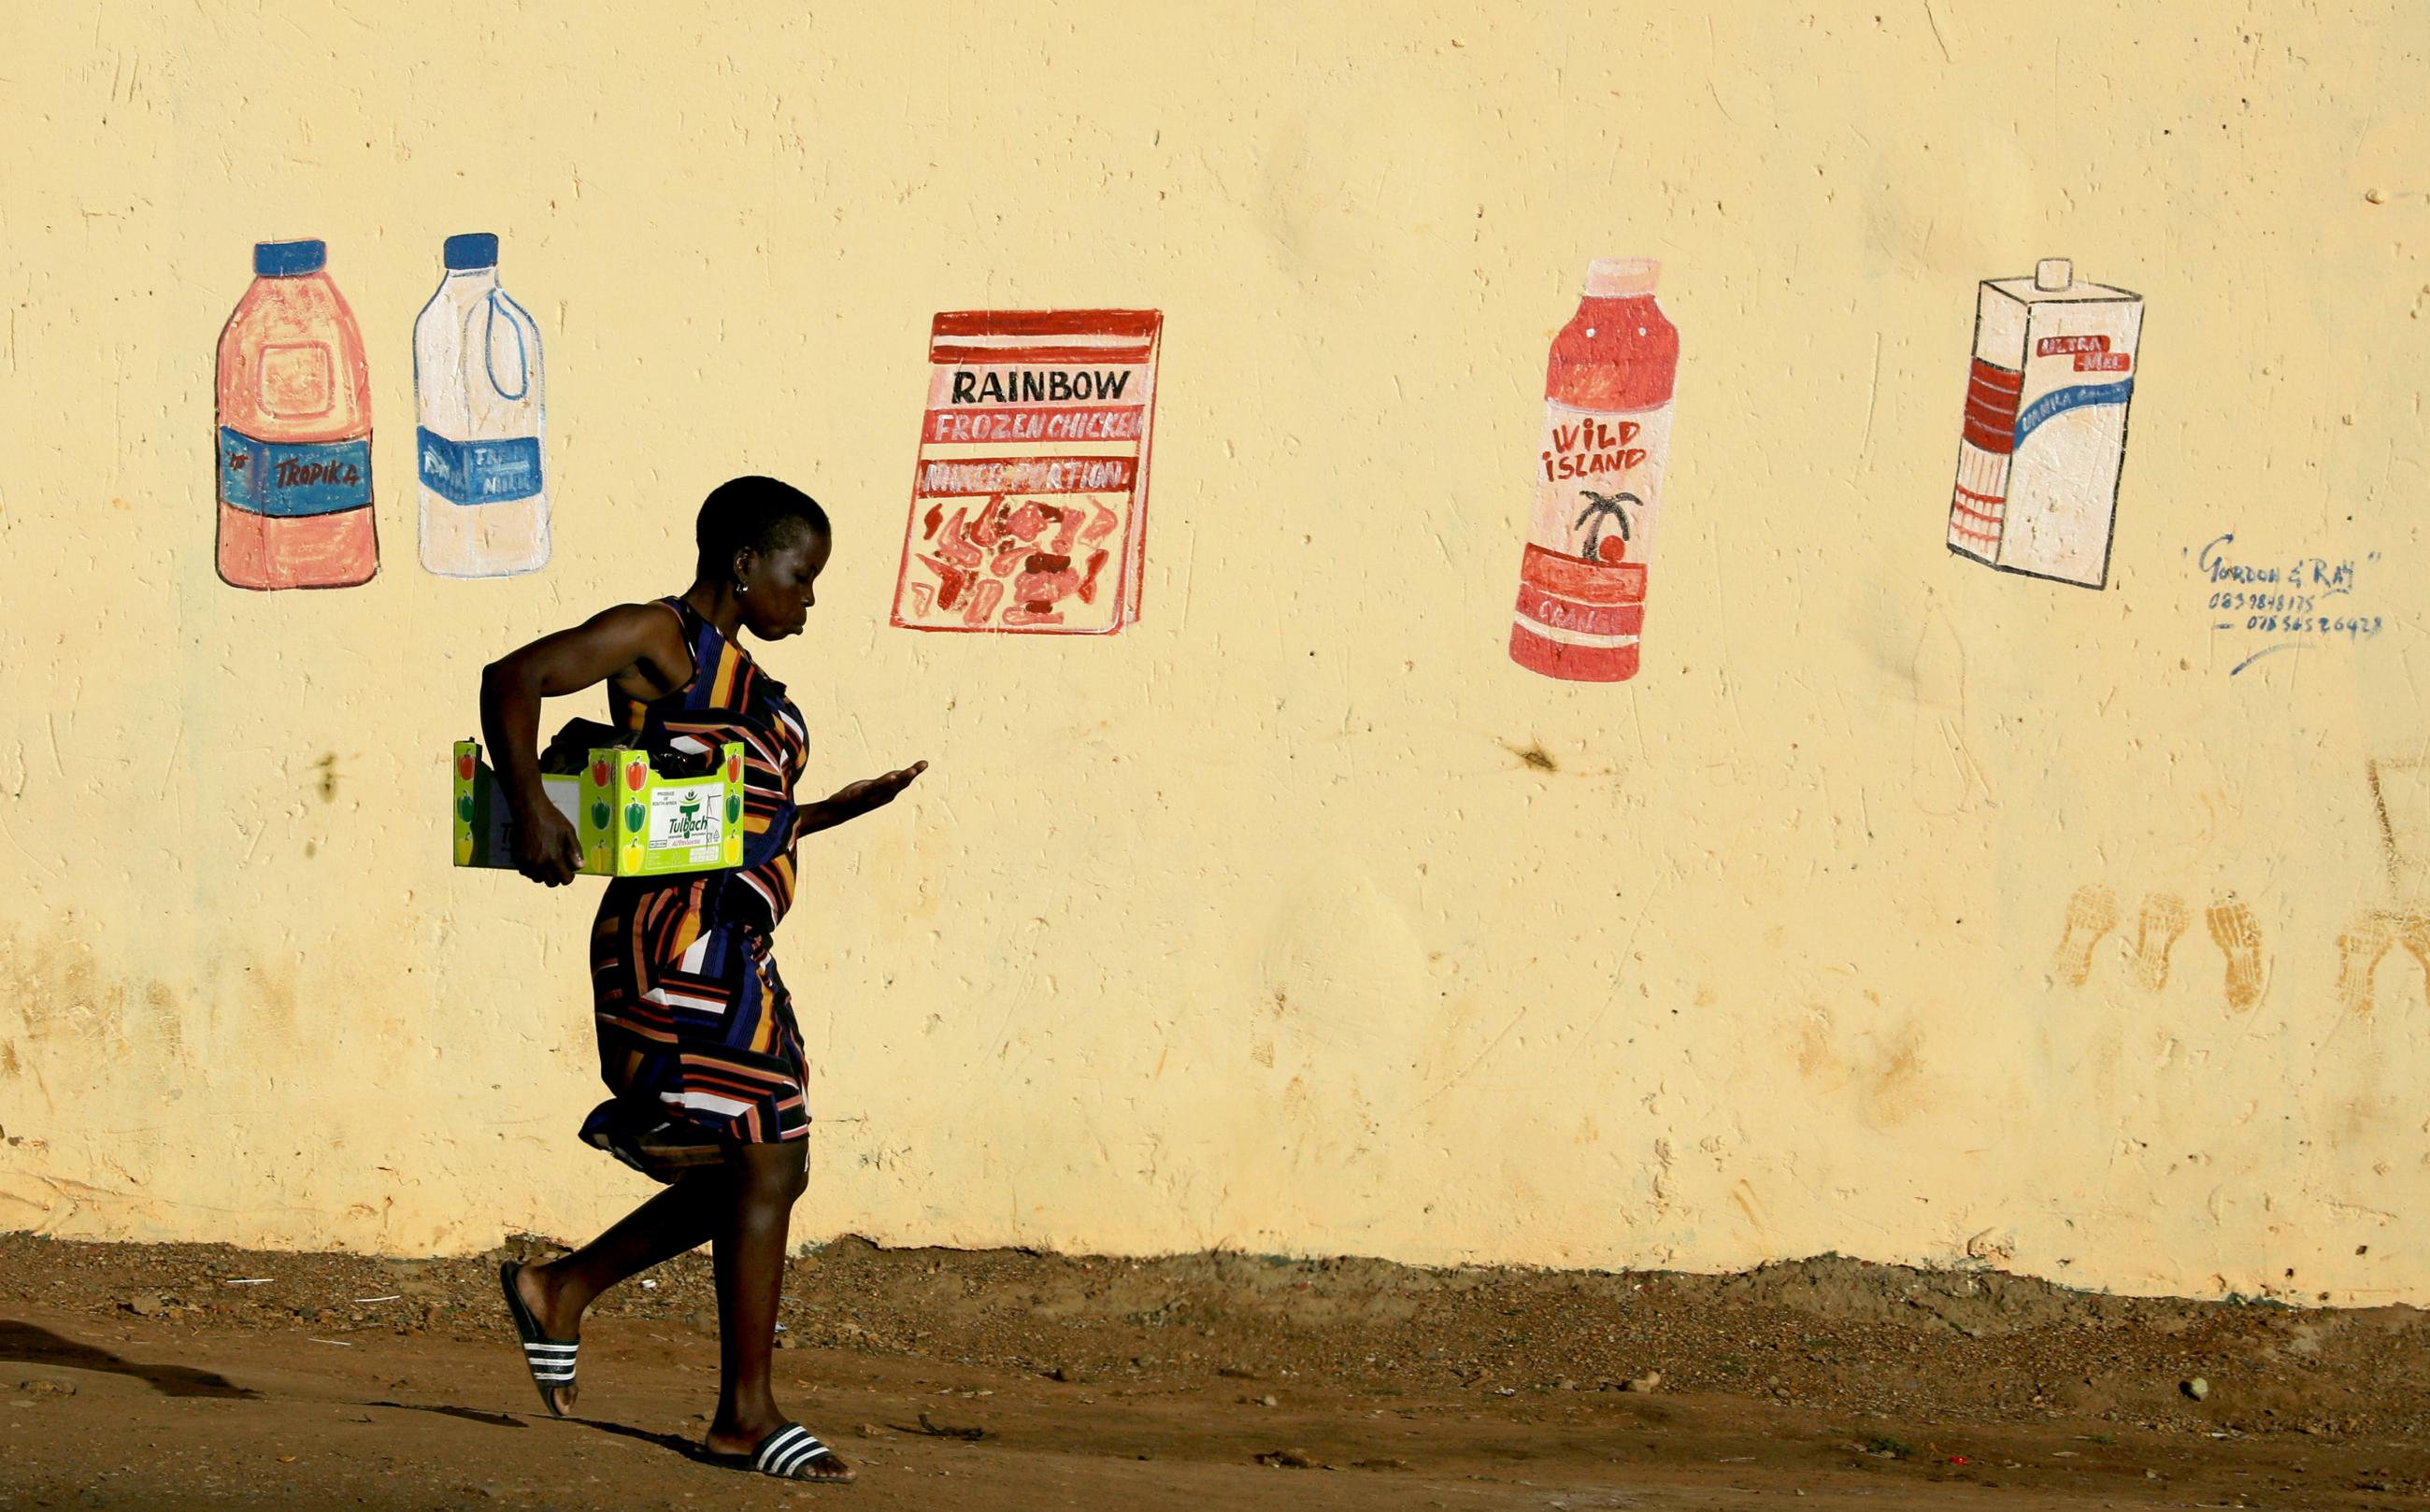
[3,0,2428,1305]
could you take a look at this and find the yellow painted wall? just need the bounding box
[5,1,2428,1305]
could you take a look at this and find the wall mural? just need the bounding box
[890,310,1164,634]
[1947,258,2142,591]
[215,238,379,590]
[415,233,549,578]
[1508,258,1679,684]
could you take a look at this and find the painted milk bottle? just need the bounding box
[415,233,548,578]
[1508,258,1680,682]
[215,238,377,589]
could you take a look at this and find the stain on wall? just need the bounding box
[2051,885,2119,988]
[2335,911,2398,1015]
[2366,758,2430,901]
[1907,596,1991,816]
[2130,893,2190,992]
[2205,895,2266,1013]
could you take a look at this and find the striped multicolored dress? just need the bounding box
[580,596,812,1175]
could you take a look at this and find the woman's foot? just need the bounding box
[508,1261,585,1415]
[513,1261,586,1340]
[704,1416,856,1482]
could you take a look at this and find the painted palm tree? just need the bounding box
[1574,490,1642,562]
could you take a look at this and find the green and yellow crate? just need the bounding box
[452,738,747,877]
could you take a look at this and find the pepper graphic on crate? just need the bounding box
[459,477,924,1486]
[1946,259,2143,589]
[214,238,378,589]
[1508,259,1680,683]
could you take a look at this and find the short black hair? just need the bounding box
[694,476,832,577]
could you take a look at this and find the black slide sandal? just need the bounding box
[496,1261,578,1416]
[704,1422,854,1483]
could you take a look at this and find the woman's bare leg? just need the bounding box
[513,1168,727,1411]
[699,1141,850,1479]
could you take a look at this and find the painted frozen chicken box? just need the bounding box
[1947,259,2143,590]
[892,310,1163,634]
[451,738,744,878]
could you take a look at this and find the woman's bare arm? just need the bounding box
[798,763,929,836]
[478,604,693,884]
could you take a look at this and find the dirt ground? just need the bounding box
[1,1233,2425,1511]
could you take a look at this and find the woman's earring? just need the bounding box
[736,580,750,595]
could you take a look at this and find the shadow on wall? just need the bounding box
[0,1319,259,1399]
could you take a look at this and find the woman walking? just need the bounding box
[478,476,923,1484]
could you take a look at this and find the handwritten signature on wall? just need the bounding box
[2193,535,2385,677]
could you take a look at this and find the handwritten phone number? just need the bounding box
[2234,614,2384,638]
[2208,591,2322,615]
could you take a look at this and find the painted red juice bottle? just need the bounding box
[215,238,378,589]
[1508,258,1679,681]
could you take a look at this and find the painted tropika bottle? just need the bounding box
[1508,258,1679,682]
[214,238,378,589]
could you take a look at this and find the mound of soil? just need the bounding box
[6,1232,2424,1441]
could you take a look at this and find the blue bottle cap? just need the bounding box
[253,239,327,278]
[443,233,500,271]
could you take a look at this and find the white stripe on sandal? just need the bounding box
[754,1424,834,1477]
[523,1341,577,1382]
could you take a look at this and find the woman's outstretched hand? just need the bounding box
[825,761,929,820]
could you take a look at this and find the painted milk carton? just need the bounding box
[451,739,744,878]
[1947,259,2142,589]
